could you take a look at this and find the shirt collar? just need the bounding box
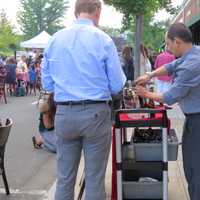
[180,45,195,60]
[74,18,94,26]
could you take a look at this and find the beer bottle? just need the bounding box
[139,96,146,108]
[146,87,155,108]
[147,98,155,108]
[132,91,140,108]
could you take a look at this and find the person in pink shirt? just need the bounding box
[154,50,176,93]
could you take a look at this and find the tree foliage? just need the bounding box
[103,0,178,51]
[125,15,170,52]
[0,9,21,56]
[101,26,121,37]
[17,0,68,38]
[104,0,176,16]
[104,0,178,31]
[143,21,167,52]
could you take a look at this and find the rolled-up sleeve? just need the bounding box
[163,85,190,105]
[164,59,178,76]
[105,40,126,94]
[163,68,196,105]
[41,51,54,92]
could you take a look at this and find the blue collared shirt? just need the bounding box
[42,19,126,102]
[163,46,200,114]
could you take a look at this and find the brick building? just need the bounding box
[173,0,200,44]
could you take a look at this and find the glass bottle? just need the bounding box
[132,91,140,108]
[146,87,155,108]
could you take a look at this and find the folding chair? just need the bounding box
[0,118,13,195]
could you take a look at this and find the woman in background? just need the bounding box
[140,43,152,75]
[154,49,176,93]
[5,57,17,95]
[121,46,134,81]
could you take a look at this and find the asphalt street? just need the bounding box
[0,94,56,199]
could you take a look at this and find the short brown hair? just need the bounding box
[75,0,101,16]
[167,23,193,43]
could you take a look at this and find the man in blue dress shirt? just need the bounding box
[42,0,126,199]
[134,23,200,200]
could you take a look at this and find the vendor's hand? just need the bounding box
[134,85,149,98]
[134,74,150,86]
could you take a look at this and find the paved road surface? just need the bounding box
[0,95,56,199]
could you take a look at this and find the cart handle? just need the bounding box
[115,108,166,114]
[114,108,168,128]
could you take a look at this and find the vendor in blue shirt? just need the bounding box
[135,23,200,200]
[41,0,126,199]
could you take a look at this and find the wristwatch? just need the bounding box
[146,71,154,79]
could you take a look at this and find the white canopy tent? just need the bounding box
[20,31,51,49]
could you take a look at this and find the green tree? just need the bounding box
[103,0,176,77]
[103,0,177,27]
[17,0,68,38]
[0,9,21,56]
[101,26,121,37]
[126,15,170,52]
[143,19,171,52]
[143,22,165,52]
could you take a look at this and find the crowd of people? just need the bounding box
[121,43,175,94]
[0,53,42,98]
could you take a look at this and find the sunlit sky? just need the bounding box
[1,0,184,32]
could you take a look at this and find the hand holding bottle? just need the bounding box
[134,74,151,86]
[134,85,149,98]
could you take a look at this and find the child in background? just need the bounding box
[35,60,41,91]
[28,64,37,95]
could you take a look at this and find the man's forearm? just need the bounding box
[145,91,164,103]
[149,66,169,78]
